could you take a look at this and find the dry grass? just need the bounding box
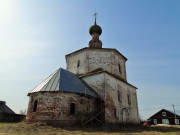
[0,122,180,135]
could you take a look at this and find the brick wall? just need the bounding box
[26,92,101,126]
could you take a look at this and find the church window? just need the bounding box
[119,64,122,75]
[127,93,131,105]
[114,109,117,118]
[117,90,122,103]
[77,60,80,67]
[70,103,75,115]
[33,100,38,112]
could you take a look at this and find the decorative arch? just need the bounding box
[121,108,129,124]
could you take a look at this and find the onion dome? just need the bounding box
[89,19,102,35]
[88,14,103,48]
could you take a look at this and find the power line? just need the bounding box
[139,105,171,111]
[139,104,180,111]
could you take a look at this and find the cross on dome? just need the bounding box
[93,12,98,24]
[89,13,102,48]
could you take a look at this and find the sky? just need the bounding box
[0,0,180,120]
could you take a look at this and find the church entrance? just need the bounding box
[122,108,129,124]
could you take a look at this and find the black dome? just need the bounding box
[89,22,102,35]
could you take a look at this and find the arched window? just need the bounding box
[117,90,122,103]
[114,109,117,118]
[77,60,80,67]
[33,100,38,112]
[119,64,122,75]
[70,103,75,115]
[127,93,131,105]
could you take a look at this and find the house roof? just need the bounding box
[0,100,5,104]
[0,101,15,114]
[28,68,99,98]
[149,109,180,119]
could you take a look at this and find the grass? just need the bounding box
[0,122,180,135]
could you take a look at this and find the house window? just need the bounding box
[162,119,169,124]
[117,90,122,103]
[33,100,38,112]
[162,112,167,116]
[175,119,179,125]
[127,93,131,105]
[118,64,122,75]
[153,119,157,124]
[77,60,80,67]
[70,103,75,115]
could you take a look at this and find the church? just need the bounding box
[26,17,139,126]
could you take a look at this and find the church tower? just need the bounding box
[66,16,127,82]
[66,16,139,124]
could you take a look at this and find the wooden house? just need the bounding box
[0,100,25,122]
[148,109,180,125]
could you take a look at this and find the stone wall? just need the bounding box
[26,92,100,126]
[66,48,127,81]
[82,72,139,124]
[104,73,139,124]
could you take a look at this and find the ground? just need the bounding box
[0,122,180,135]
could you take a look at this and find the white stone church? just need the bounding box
[26,18,139,126]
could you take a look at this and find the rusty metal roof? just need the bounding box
[28,68,99,98]
[0,101,15,114]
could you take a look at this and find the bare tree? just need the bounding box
[19,109,26,115]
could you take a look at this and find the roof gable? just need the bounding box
[29,68,99,98]
[149,109,180,119]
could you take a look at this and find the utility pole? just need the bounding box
[172,104,177,124]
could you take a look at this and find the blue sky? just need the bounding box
[0,0,180,119]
